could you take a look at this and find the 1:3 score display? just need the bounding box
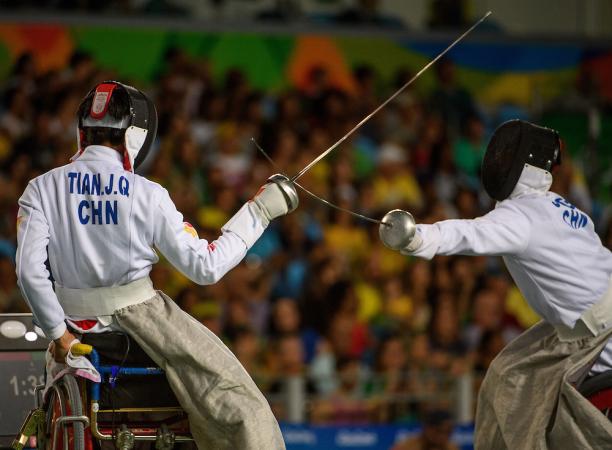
[9,375,44,396]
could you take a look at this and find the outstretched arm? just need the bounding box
[154,175,298,285]
[381,201,531,260]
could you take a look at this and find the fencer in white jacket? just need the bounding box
[380,120,612,371]
[17,145,290,337]
[380,119,612,448]
[16,81,294,448]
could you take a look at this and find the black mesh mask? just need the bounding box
[481,120,561,201]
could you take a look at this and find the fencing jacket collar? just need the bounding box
[508,163,553,200]
[73,145,124,168]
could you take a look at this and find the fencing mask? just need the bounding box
[76,81,157,171]
[481,119,561,201]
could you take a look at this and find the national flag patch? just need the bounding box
[183,222,198,238]
[90,83,117,119]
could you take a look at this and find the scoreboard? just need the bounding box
[0,314,49,447]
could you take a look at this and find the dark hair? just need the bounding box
[77,85,131,147]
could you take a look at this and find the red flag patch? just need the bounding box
[90,83,117,119]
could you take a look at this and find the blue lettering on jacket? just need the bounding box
[91,200,103,224]
[68,172,77,193]
[118,176,129,197]
[552,196,588,229]
[78,200,90,224]
[77,200,119,225]
[68,172,125,224]
[91,174,101,196]
[106,200,118,224]
[105,174,114,195]
[82,173,90,195]
[563,209,588,229]
[67,172,130,198]
[551,197,574,209]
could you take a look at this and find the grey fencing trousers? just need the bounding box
[113,292,286,450]
[475,321,612,450]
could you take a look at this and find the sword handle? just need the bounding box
[71,343,93,356]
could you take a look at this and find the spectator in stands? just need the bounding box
[270,297,320,362]
[453,114,486,187]
[463,288,520,353]
[367,334,413,422]
[406,333,438,394]
[428,294,470,376]
[429,58,476,135]
[267,333,318,419]
[311,356,373,424]
[233,328,265,380]
[372,141,423,211]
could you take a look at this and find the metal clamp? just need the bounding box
[51,416,90,450]
[11,409,45,450]
[155,424,176,450]
[116,424,135,450]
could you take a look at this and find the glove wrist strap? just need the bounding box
[222,202,269,248]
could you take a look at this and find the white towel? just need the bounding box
[43,339,101,398]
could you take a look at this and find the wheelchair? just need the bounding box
[12,332,193,450]
[578,370,612,419]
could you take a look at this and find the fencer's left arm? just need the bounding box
[400,201,531,259]
[153,175,298,285]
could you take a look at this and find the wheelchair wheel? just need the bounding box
[43,375,85,450]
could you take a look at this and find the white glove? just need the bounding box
[379,209,422,252]
[222,175,298,248]
[402,233,423,253]
[252,174,299,221]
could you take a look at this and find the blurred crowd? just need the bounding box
[1,47,611,426]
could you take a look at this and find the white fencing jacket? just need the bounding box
[16,145,267,340]
[411,164,612,371]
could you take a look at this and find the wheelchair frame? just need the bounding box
[86,347,192,444]
[13,344,193,450]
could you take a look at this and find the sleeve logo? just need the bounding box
[551,197,588,229]
[183,222,198,238]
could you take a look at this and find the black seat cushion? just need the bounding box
[578,370,612,398]
[81,332,156,366]
[80,332,180,409]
